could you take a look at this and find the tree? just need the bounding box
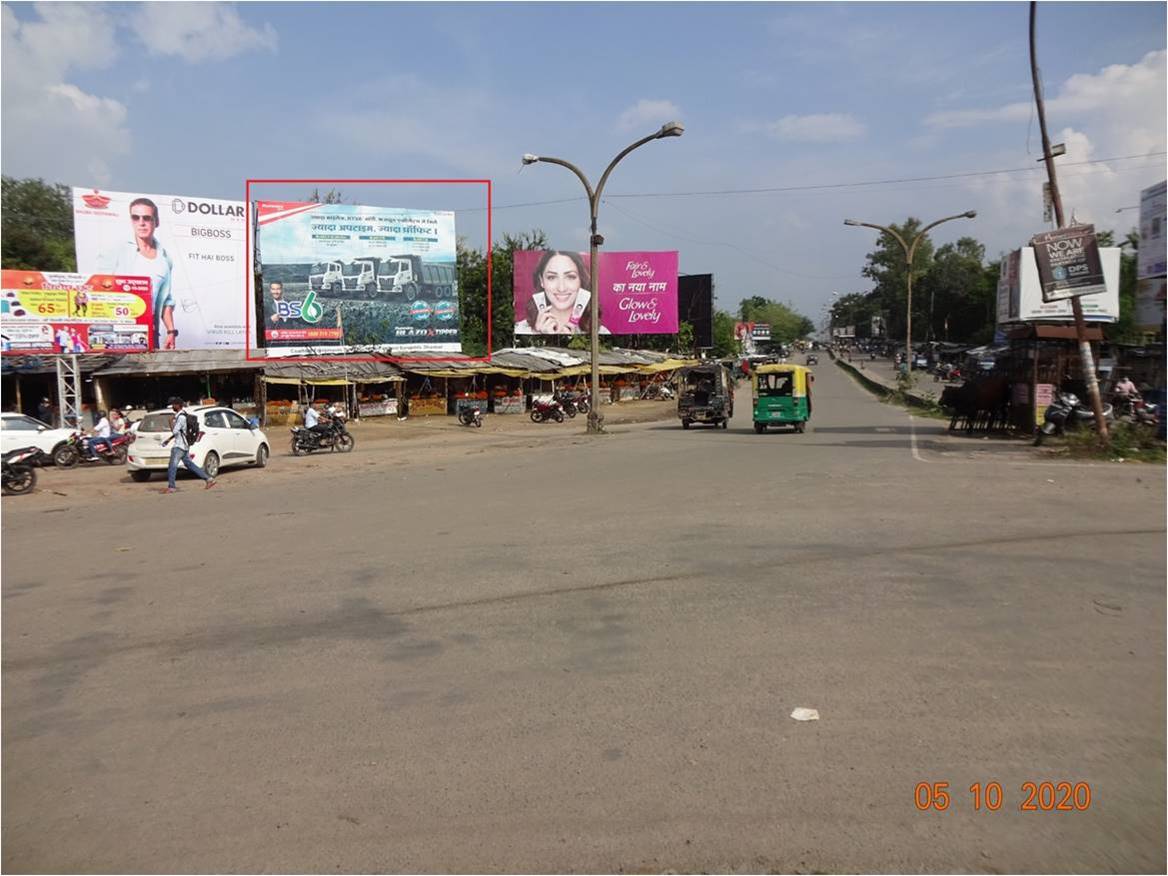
[1,176,77,271]
[739,296,816,344]
[860,217,936,341]
[712,310,739,358]
[919,236,990,342]
[458,229,547,356]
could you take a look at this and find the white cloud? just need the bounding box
[128,2,277,61]
[617,99,683,132]
[766,113,866,143]
[1,2,129,183]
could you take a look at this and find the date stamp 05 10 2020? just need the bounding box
[915,782,1093,812]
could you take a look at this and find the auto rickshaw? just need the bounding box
[678,363,734,429]
[752,363,813,433]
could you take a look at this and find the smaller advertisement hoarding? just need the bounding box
[1138,181,1166,280]
[1029,224,1106,302]
[1,270,153,354]
[512,250,678,335]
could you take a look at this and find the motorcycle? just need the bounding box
[555,392,580,418]
[933,363,962,383]
[458,407,483,428]
[1035,391,1114,445]
[55,431,134,468]
[530,399,565,423]
[2,446,43,495]
[291,416,355,454]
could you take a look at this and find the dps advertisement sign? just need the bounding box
[1029,224,1106,302]
[2,270,153,354]
[512,250,678,335]
[256,201,459,354]
[996,247,1119,325]
[73,188,247,349]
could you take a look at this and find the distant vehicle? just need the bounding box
[377,255,457,300]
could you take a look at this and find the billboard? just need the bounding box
[1029,224,1106,302]
[1,270,153,355]
[73,188,247,350]
[256,201,459,353]
[678,274,713,348]
[512,250,678,335]
[996,247,1120,325]
[1138,180,1166,280]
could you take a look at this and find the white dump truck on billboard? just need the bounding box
[377,255,457,300]
[309,261,343,294]
[312,259,380,297]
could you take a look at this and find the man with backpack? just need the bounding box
[160,396,215,493]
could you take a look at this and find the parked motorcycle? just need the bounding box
[555,392,580,418]
[573,392,591,415]
[2,446,43,495]
[1034,392,1114,445]
[55,431,134,468]
[530,399,565,423]
[933,363,962,383]
[458,407,483,428]
[291,417,355,454]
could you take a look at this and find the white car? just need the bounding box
[0,412,78,464]
[127,406,270,483]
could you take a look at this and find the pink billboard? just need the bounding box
[513,250,678,335]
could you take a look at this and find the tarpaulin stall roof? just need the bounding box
[262,360,404,385]
[1,354,120,376]
[93,350,264,376]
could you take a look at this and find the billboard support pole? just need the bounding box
[1029,1,1109,440]
[56,354,82,429]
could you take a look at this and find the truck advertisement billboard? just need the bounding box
[512,250,678,335]
[73,188,247,350]
[996,247,1120,324]
[1,270,153,355]
[256,201,459,353]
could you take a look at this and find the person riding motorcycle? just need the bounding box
[303,403,331,442]
[1111,375,1140,416]
[84,411,114,457]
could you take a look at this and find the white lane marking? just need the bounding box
[909,414,928,463]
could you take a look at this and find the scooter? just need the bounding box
[55,431,134,468]
[530,399,565,423]
[1035,392,1114,445]
[458,407,483,427]
[2,446,42,495]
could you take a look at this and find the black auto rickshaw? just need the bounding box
[678,364,734,429]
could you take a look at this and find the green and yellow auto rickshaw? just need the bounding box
[752,363,813,433]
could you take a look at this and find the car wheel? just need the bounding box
[795,421,806,433]
[721,419,729,429]
[53,443,78,468]
[337,433,355,453]
[130,470,152,483]
[255,443,269,468]
[754,422,766,433]
[682,419,691,429]
[202,451,220,479]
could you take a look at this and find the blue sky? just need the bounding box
[3,1,1165,325]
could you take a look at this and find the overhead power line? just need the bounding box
[454,152,1166,213]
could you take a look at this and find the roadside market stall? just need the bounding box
[262,359,404,424]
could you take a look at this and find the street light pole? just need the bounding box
[523,121,685,433]
[844,211,976,374]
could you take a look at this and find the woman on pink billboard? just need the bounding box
[514,250,609,336]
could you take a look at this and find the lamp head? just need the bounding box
[521,153,540,165]
[843,219,861,226]
[963,210,977,219]
[657,121,685,138]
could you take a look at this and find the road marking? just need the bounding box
[909,415,928,463]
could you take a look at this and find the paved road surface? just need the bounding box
[3,361,1164,873]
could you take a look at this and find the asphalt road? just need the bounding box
[3,361,1164,873]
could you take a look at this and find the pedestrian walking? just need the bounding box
[160,396,215,493]
[37,396,53,425]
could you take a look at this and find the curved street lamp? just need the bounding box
[522,121,685,433]
[843,211,976,373]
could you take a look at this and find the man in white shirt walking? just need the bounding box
[160,396,215,493]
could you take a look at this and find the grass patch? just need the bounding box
[1064,421,1167,463]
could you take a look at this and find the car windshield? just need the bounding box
[342,262,365,276]
[758,373,793,395]
[310,263,327,274]
[138,413,175,433]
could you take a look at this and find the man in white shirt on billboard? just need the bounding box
[109,198,177,350]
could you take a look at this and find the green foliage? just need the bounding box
[740,297,815,344]
[677,321,695,355]
[458,230,547,356]
[712,310,739,358]
[1,176,77,271]
[860,218,934,340]
[1066,420,1166,463]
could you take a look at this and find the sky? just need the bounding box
[3,1,1166,327]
